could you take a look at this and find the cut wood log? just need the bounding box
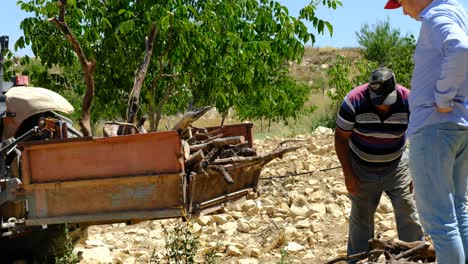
[206,165,234,184]
[181,140,191,160]
[193,128,223,141]
[190,136,246,153]
[197,133,224,144]
[211,143,257,160]
[185,149,204,169]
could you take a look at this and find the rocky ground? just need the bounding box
[75,127,402,264]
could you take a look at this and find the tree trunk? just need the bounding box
[126,24,158,124]
[154,82,174,132]
[148,92,156,132]
[221,111,227,127]
[49,0,95,136]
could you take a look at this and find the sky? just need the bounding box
[1,0,468,56]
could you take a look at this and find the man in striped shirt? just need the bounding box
[334,68,423,262]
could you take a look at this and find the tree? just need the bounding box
[15,0,342,133]
[356,19,405,65]
[356,19,416,87]
[235,69,313,131]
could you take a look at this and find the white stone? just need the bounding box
[237,259,258,264]
[213,214,228,225]
[237,220,250,233]
[285,242,305,253]
[81,247,113,263]
[309,203,327,215]
[296,219,310,229]
[227,245,242,256]
[290,205,309,217]
[195,216,212,226]
[123,257,136,264]
[85,239,106,247]
[124,228,138,234]
[220,222,238,235]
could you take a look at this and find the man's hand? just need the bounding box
[344,172,360,196]
[436,105,453,113]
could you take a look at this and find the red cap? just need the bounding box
[384,0,401,9]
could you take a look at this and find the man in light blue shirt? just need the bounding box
[385,0,468,263]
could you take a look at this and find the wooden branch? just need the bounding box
[193,128,223,141]
[393,242,429,260]
[206,165,234,184]
[190,136,245,153]
[213,145,301,168]
[49,5,96,136]
[126,24,158,124]
[181,140,191,160]
[197,133,224,144]
[172,106,213,132]
[369,238,435,262]
[325,250,384,264]
[185,149,204,169]
[58,0,66,22]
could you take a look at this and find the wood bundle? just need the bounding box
[175,108,301,184]
[326,238,436,264]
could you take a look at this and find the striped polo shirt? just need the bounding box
[336,84,410,163]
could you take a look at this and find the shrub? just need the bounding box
[164,221,200,264]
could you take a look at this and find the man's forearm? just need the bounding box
[334,133,353,177]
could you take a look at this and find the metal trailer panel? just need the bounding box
[20,131,186,225]
[188,123,261,214]
[21,131,183,184]
[189,166,261,215]
[24,174,185,225]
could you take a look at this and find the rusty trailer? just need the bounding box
[19,123,260,226]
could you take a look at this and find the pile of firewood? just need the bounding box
[174,107,301,183]
[326,238,436,264]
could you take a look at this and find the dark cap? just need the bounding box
[384,0,401,9]
[368,68,397,105]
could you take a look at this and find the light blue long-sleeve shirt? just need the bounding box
[408,0,468,135]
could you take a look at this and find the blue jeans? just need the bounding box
[409,122,468,264]
[347,151,423,263]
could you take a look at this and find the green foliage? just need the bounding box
[164,221,199,264]
[277,246,292,264]
[356,19,416,88]
[203,242,221,264]
[54,226,79,264]
[235,69,314,128]
[14,0,342,130]
[326,55,377,113]
[311,114,336,130]
[356,19,404,65]
[385,35,416,88]
[325,55,377,127]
